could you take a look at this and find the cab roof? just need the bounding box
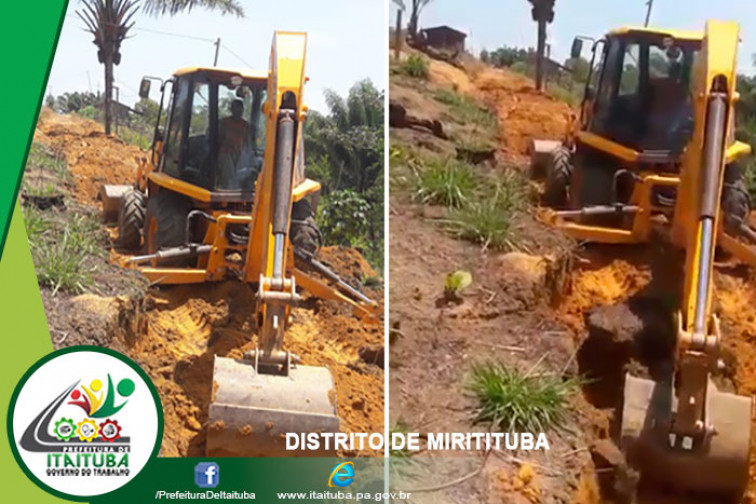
[173,66,268,81]
[608,26,704,41]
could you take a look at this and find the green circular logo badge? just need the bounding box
[7,346,163,500]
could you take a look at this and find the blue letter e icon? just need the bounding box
[195,462,220,488]
[328,462,355,488]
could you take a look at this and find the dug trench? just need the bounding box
[25,109,385,457]
[558,242,756,504]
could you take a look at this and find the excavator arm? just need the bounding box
[621,21,753,496]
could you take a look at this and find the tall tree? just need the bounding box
[393,0,433,39]
[304,80,384,269]
[78,0,244,136]
[78,0,139,135]
[527,0,555,91]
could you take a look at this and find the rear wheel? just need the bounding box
[290,199,321,256]
[145,189,193,265]
[116,188,145,249]
[723,177,751,236]
[544,146,572,208]
[571,147,622,225]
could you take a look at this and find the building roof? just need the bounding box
[421,25,467,39]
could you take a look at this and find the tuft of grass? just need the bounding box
[24,207,104,295]
[468,361,581,433]
[447,173,527,250]
[434,89,496,129]
[401,54,429,79]
[414,159,477,208]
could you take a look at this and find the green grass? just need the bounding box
[25,208,104,295]
[548,85,582,107]
[31,212,104,294]
[22,143,104,295]
[447,173,528,250]
[468,361,581,433]
[27,142,68,179]
[23,182,59,198]
[401,54,429,79]
[433,89,497,129]
[118,127,151,150]
[414,159,478,208]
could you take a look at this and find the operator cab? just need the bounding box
[141,67,277,199]
[576,28,701,156]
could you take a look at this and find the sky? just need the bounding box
[390,0,756,75]
[46,0,386,113]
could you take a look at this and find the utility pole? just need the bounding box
[394,9,403,61]
[213,38,221,66]
[645,0,654,27]
[529,0,555,92]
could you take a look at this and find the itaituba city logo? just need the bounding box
[9,348,162,498]
[49,376,134,444]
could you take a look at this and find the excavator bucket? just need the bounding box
[621,373,752,496]
[206,356,339,457]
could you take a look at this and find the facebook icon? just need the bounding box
[194,462,220,488]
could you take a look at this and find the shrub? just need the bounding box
[414,159,477,208]
[401,54,429,79]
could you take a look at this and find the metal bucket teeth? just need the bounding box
[206,356,340,457]
[621,373,752,497]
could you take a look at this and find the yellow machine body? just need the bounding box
[536,21,755,496]
[106,32,379,457]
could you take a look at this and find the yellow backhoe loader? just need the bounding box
[100,31,379,457]
[533,21,756,496]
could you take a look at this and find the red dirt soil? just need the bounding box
[33,108,143,204]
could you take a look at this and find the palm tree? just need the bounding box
[305,80,384,194]
[141,0,243,16]
[392,0,434,39]
[78,0,139,135]
[77,0,244,136]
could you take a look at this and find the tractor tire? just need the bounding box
[544,146,572,208]
[144,190,193,266]
[290,199,321,256]
[570,150,621,225]
[116,188,146,250]
[723,177,751,235]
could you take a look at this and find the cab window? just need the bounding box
[216,84,267,191]
[162,78,190,178]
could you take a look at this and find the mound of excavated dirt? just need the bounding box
[120,246,384,457]
[475,68,574,162]
[33,108,144,204]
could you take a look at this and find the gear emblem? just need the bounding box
[53,417,76,441]
[76,418,99,442]
[98,419,122,442]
